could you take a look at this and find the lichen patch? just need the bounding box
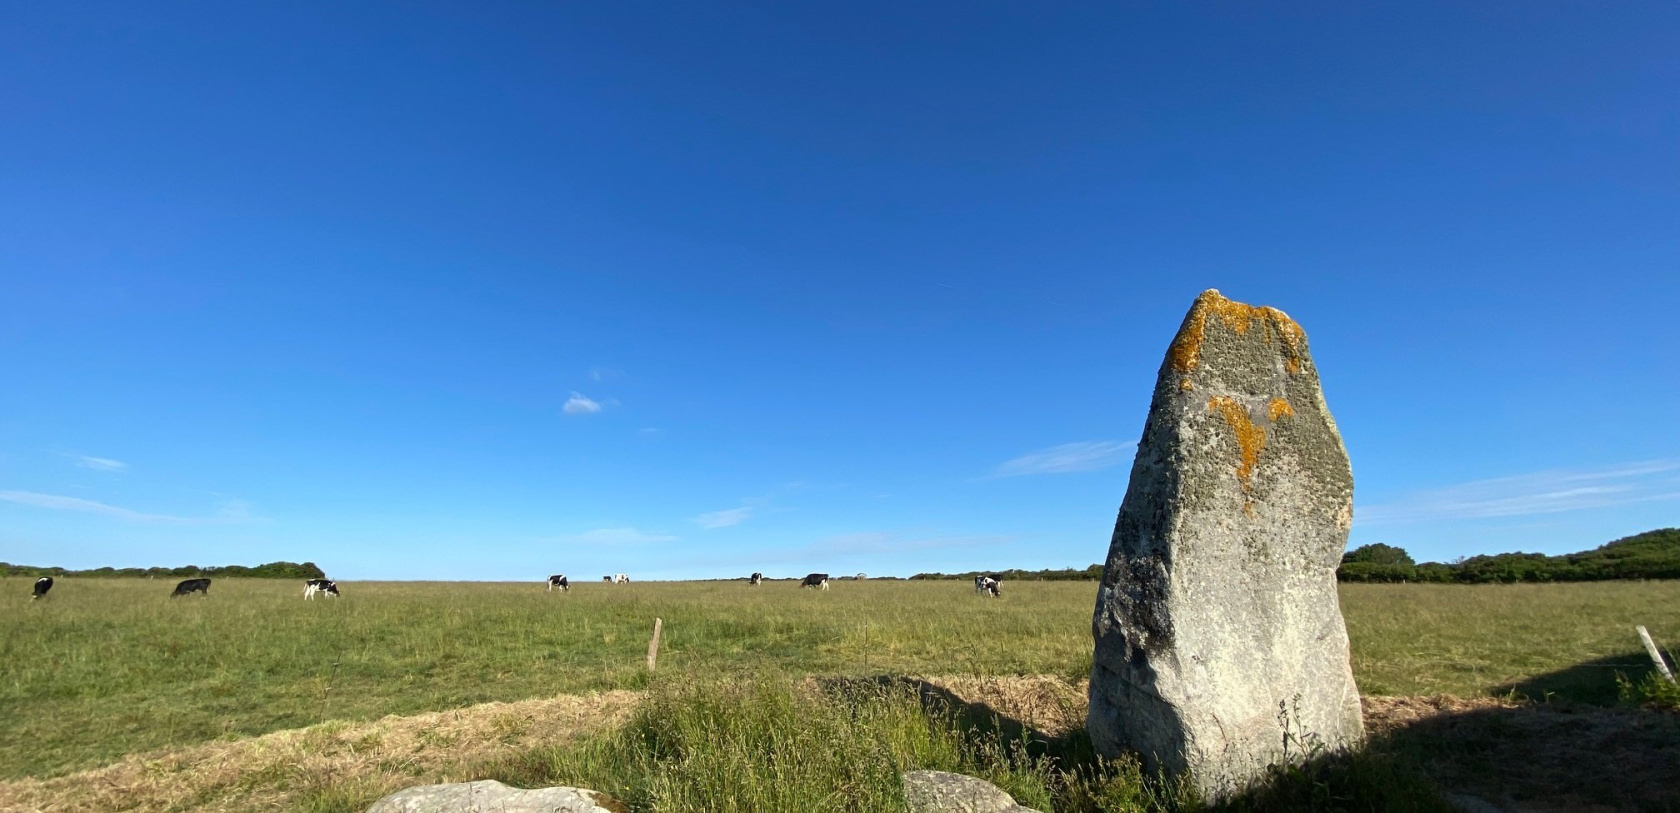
[1207,396,1266,493]
[1167,290,1310,387]
[1267,398,1294,421]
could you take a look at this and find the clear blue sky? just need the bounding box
[3,2,1676,580]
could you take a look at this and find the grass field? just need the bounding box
[3,577,1678,805]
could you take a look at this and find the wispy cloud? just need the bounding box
[693,506,754,529]
[0,490,259,525]
[556,527,678,545]
[589,367,623,383]
[563,392,603,415]
[992,440,1135,477]
[1355,460,1680,526]
[72,455,128,473]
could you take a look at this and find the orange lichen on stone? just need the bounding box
[1264,309,1307,375]
[1208,396,1266,492]
[1267,398,1294,421]
[1165,294,1215,378]
[1166,291,1310,386]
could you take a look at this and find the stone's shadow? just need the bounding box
[1490,651,1663,706]
[816,674,1096,765]
[819,674,1680,812]
[1364,698,1680,813]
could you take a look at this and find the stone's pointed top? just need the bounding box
[1090,290,1359,801]
[1165,290,1307,388]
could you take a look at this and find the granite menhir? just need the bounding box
[1088,289,1362,799]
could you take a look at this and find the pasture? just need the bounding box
[3,577,1678,806]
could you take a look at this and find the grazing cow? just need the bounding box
[614,573,630,584]
[603,576,613,583]
[303,578,340,599]
[800,573,829,591]
[977,576,1001,597]
[547,574,569,592]
[749,572,763,586]
[171,578,211,598]
[32,576,53,600]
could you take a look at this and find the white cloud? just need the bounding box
[0,490,258,525]
[556,527,678,545]
[563,392,603,415]
[1355,460,1680,526]
[992,440,1135,477]
[693,506,754,529]
[73,455,127,473]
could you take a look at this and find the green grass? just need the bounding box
[483,676,1080,813]
[441,676,1442,813]
[3,577,1678,784]
[1339,582,1680,703]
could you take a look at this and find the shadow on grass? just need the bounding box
[1365,696,1680,812]
[1491,651,1662,706]
[821,675,1089,760]
[836,674,1680,812]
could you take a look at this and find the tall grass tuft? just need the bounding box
[1618,671,1680,710]
[480,676,1070,812]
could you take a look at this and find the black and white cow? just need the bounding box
[800,573,829,591]
[603,575,613,583]
[749,572,763,586]
[976,575,1002,597]
[547,574,569,592]
[614,573,630,584]
[303,578,340,599]
[32,576,53,600]
[171,578,212,597]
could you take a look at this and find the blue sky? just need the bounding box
[3,2,1676,580]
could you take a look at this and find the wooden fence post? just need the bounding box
[647,617,663,672]
[1636,625,1675,684]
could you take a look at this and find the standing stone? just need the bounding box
[1088,289,1362,799]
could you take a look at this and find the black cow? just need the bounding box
[800,573,829,591]
[303,578,340,599]
[749,572,763,586]
[171,578,211,597]
[547,574,569,592]
[32,576,53,600]
[603,575,613,583]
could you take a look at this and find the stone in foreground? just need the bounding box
[1088,289,1363,799]
[902,770,1044,813]
[365,779,623,813]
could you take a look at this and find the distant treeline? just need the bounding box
[0,561,326,580]
[909,565,1104,582]
[1338,529,1680,583]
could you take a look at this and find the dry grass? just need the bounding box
[0,691,638,813]
[0,677,1081,813]
[8,678,1678,813]
[6,579,1678,811]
